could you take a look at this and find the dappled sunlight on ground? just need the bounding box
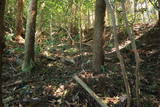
[2,23,160,106]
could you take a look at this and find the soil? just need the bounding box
[2,23,160,107]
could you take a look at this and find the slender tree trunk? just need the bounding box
[121,1,141,107]
[92,0,106,72]
[144,0,150,22]
[79,4,83,64]
[16,0,24,39]
[50,14,53,38]
[91,9,94,26]
[0,0,6,106]
[87,8,91,29]
[36,2,45,38]
[22,0,37,72]
[104,0,131,107]
[158,0,160,25]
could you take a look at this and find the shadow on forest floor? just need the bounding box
[2,23,160,107]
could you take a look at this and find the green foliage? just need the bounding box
[5,33,14,41]
[57,44,70,51]
[6,47,24,54]
[14,47,24,53]
[64,48,78,53]
[73,34,80,41]
[35,45,42,54]
[108,43,114,48]
[101,66,108,73]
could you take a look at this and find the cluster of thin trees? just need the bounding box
[93,0,160,107]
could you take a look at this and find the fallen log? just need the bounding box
[73,75,108,107]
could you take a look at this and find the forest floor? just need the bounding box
[2,23,160,107]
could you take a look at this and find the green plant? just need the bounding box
[5,33,14,41]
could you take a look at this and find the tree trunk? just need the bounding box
[16,0,24,40]
[92,0,106,72]
[36,2,45,38]
[0,0,6,106]
[121,1,141,106]
[104,0,131,106]
[158,0,160,25]
[22,0,37,72]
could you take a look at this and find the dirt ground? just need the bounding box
[2,23,160,107]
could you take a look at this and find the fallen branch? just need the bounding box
[2,80,34,89]
[12,96,60,106]
[73,75,108,107]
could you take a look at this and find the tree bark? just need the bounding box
[104,0,131,107]
[22,0,37,72]
[0,0,6,106]
[121,1,141,107]
[16,0,24,38]
[158,0,160,25]
[92,0,106,72]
